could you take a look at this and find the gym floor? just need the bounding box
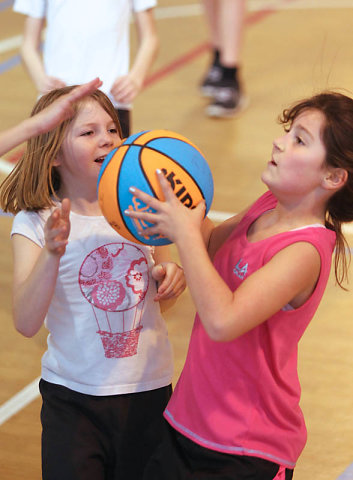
[0,1,352,479]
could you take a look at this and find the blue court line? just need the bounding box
[0,54,21,74]
[337,464,353,480]
[0,0,14,12]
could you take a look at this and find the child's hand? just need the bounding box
[38,75,66,95]
[152,262,186,302]
[110,74,142,104]
[34,78,103,135]
[44,198,71,257]
[126,170,206,244]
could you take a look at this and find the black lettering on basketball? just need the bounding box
[175,186,186,198]
[161,168,194,208]
[180,193,193,208]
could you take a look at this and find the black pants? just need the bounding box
[143,422,294,480]
[40,379,172,480]
[115,108,131,138]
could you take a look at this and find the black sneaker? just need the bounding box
[206,82,248,118]
[200,65,223,98]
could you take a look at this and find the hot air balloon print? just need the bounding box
[79,243,149,358]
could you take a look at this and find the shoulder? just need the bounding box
[132,0,157,12]
[264,227,336,283]
[13,207,52,225]
[11,208,51,247]
[270,240,321,266]
[275,226,335,256]
[13,0,46,17]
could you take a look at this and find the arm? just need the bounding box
[0,78,102,157]
[174,234,320,341]
[20,16,66,93]
[126,172,321,341]
[12,199,71,337]
[110,8,159,104]
[152,245,186,312]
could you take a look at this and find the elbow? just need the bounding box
[204,322,237,343]
[201,308,243,342]
[14,323,37,338]
[207,330,233,343]
[13,312,39,338]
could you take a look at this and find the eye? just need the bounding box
[109,128,119,134]
[81,130,93,136]
[295,136,305,145]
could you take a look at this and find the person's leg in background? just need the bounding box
[200,0,248,118]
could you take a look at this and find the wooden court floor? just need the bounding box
[0,1,353,479]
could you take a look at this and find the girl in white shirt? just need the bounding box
[0,85,185,480]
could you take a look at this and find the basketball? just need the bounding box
[97,129,214,246]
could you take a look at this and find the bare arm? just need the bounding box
[175,232,320,341]
[126,172,321,341]
[21,16,66,93]
[110,8,159,104]
[0,78,102,157]
[12,200,71,337]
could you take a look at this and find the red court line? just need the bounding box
[144,42,210,88]
[144,7,283,89]
[6,1,292,165]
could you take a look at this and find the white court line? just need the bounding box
[0,376,40,426]
[0,158,15,175]
[0,34,22,54]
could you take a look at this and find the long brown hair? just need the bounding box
[0,86,122,214]
[279,91,353,288]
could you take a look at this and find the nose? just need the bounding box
[99,131,115,148]
[273,136,285,152]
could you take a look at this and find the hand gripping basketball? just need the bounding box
[97,129,213,245]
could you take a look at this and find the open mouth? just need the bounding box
[94,156,105,164]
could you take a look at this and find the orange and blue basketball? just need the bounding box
[97,129,214,246]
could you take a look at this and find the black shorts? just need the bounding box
[143,422,294,480]
[39,379,172,480]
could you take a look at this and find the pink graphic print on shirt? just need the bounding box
[79,243,149,358]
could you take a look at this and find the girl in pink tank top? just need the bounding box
[127,92,353,480]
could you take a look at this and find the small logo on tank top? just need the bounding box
[233,258,248,279]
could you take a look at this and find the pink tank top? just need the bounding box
[165,191,336,468]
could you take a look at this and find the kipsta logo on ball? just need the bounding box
[97,129,214,246]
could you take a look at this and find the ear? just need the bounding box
[322,167,348,191]
[52,155,61,167]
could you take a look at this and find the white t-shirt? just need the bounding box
[11,208,173,395]
[13,0,157,109]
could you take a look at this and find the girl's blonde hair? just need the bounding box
[0,86,122,214]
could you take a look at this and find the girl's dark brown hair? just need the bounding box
[0,85,122,214]
[279,91,353,288]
